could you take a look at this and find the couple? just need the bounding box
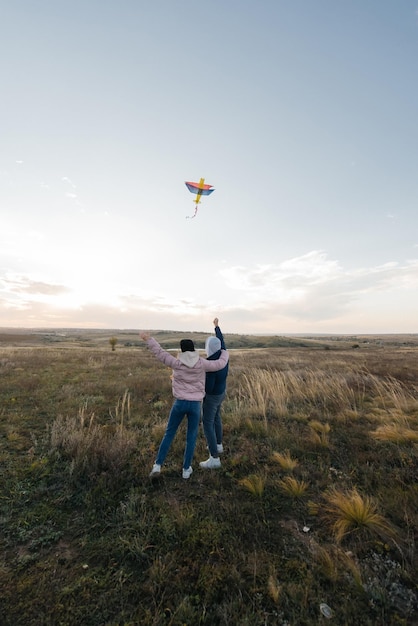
[140,318,229,479]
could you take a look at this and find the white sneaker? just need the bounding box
[182,466,193,479]
[199,456,221,469]
[217,444,224,454]
[149,463,161,477]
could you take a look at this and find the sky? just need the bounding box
[1,1,418,335]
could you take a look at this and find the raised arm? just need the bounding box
[213,317,226,350]
[140,334,178,368]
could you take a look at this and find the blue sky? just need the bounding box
[1,1,417,334]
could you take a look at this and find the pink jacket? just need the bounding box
[145,337,229,401]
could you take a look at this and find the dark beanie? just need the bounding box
[180,339,195,352]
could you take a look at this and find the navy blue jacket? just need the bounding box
[205,325,229,395]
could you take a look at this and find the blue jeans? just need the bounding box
[202,392,225,457]
[155,399,201,469]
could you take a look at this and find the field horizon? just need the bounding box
[1,326,417,350]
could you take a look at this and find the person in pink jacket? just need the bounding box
[140,333,229,479]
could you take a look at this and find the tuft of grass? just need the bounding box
[308,420,331,447]
[277,476,308,498]
[307,500,320,516]
[309,420,331,434]
[271,450,299,471]
[321,487,397,544]
[312,544,363,587]
[239,473,266,497]
[313,545,339,582]
[267,571,282,604]
[370,423,418,444]
[339,550,363,588]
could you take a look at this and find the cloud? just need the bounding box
[219,251,418,325]
[61,176,83,207]
[118,293,205,317]
[220,251,342,305]
[0,275,73,323]
[0,274,69,297]
[61,177,76,188]
[0,252,417,332]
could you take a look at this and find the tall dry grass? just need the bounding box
[49,392,138,477]
[370,422,418,444]
[237,367,366,423]
[235,363,418,432]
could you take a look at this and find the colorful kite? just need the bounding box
[185,178,215,218]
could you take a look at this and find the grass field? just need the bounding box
[0,329,417,625]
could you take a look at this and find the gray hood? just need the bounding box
[178,351,200,367]
[205,336,221,357]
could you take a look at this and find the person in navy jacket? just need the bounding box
[199,318,229,469]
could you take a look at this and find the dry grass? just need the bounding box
[1,332,417,625]
[277,475,309,498]
[49,398,139,477]
[367,374,418,413]
[370,423,418,444]
[237,366,371,424]
[308,420,331,448]
[311,543,363,587]
[238,473,266,497]
[267,569,282,604]
[320,487,398,544]
[271,450,299,471]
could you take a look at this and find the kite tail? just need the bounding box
[186,206,198,219]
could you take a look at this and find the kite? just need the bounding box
[185,177,215,218]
